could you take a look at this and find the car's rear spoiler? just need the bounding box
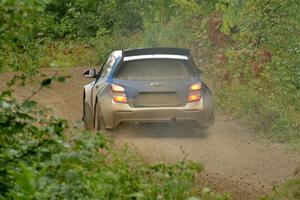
[123,48,191,57]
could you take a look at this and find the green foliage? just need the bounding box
[218,0,300,91]
[46,0,143,38]
[206,0,300,144]
[142,0,200,47]
[0,0,48,44]
[0,0,52,72]
[261,176,300,200]
[0,92,68,197]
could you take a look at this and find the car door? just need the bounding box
[92,55,116,109]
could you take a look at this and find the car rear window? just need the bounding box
[114,59,196,80]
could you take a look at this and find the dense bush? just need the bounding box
[0,0,48,72]
[46,0,143,38]
[217,0,300,100]
[205,0,300,145]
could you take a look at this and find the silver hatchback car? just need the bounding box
[82,48,214,131]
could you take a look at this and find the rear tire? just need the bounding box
[94,101,105,133]
[196,111,215,134]
[83,102,93,130]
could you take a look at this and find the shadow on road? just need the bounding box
[110,121,212,139]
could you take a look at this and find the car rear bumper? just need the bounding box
[102,97,214,129]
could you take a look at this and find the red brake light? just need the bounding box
[113,96,127,103]
[188,93,201,102]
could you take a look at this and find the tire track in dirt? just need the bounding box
[1,66,299,200]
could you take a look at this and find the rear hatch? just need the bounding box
[112,58,198,107]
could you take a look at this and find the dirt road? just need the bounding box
[1,67,300,199]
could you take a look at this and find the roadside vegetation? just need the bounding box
[0,0,299,199]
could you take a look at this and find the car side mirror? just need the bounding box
[83,69,97,78]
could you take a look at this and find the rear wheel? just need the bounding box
[94,101,105,133]
[196,111,215,134]
[83,102,93,130]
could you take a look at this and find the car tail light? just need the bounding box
[188,93,201,102]
[111,84,125,92]
[188,83,202,102]
[113,96,127,103]
[111,84,127,103]
[190,83,202,91]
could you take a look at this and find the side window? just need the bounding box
[101,56,116,78]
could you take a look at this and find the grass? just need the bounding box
[41,41,98,69]
[261,175,300,200]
